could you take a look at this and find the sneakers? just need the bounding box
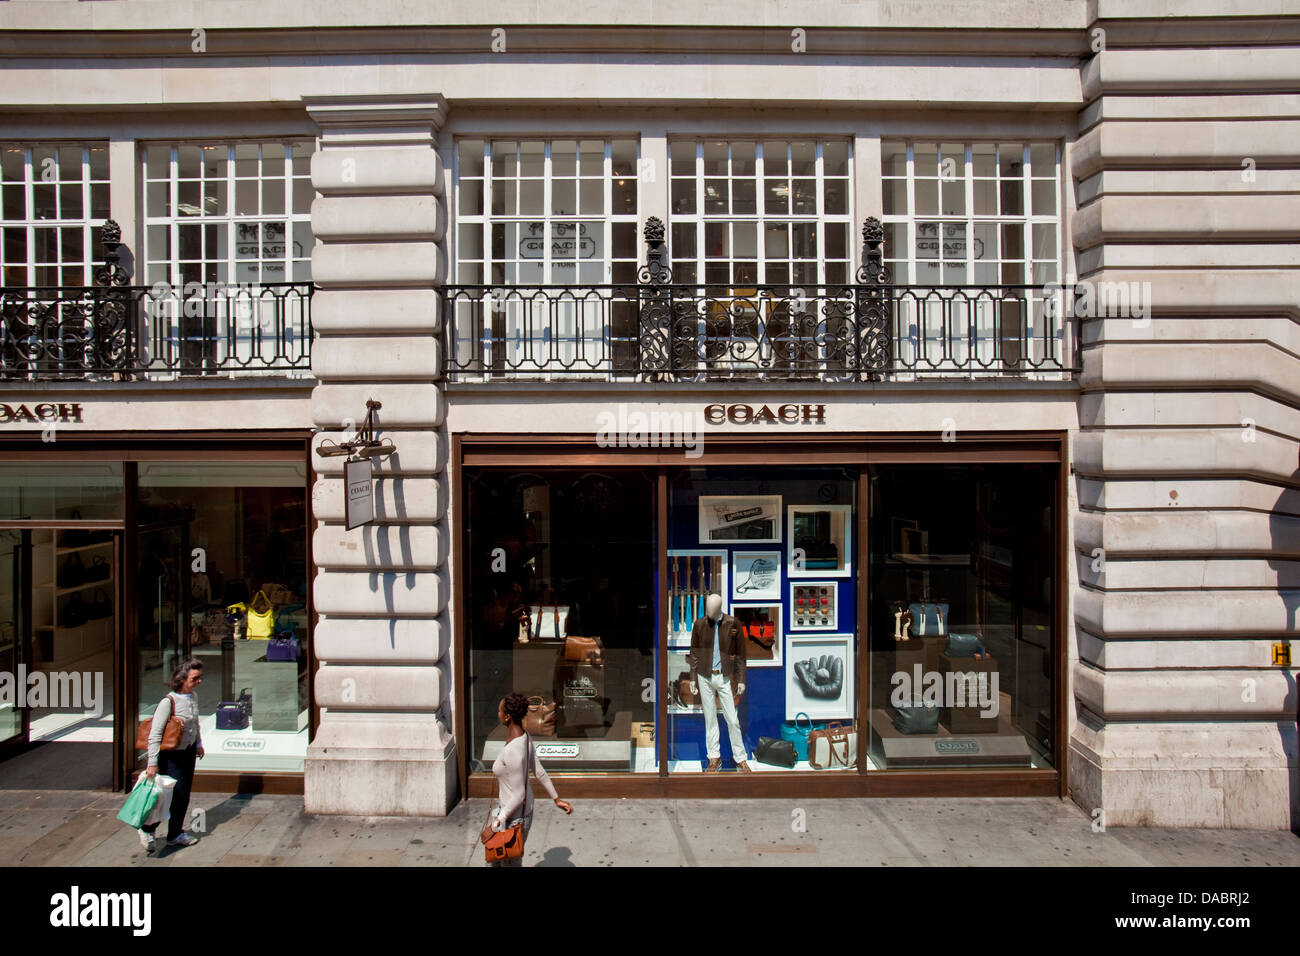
[166,832,199,848]
[736,761,753,773]
[137,830,156,853]
[703,758,722,773]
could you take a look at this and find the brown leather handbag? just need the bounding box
[677,671,698,706]
[134,693,184,752]
[808,722,857,769]
[563,635,603,666]
[523,696,557,736]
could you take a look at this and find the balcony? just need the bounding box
[444,219,1078,384]
[0,221,312,383]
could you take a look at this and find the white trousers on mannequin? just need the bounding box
[698,672,746,762]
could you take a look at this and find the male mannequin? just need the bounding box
[686,593,750,772]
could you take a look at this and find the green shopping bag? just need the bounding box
[116,774,160,829]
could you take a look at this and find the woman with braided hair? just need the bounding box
[480,691,574,867]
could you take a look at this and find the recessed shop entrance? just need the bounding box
[0,525,119,790]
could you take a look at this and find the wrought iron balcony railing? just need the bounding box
[444,282,1075,382]
[0,221,312,382]
[445,216,1077,384]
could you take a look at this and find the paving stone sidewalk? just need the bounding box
[1,789,1297,867]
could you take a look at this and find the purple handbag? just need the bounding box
[266,634,300,662]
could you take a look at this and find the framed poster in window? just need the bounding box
[698,495,781,544]
[731,550,781,601]
[786,634,854,720]
[733,603,781,667]
[787,504,851,577]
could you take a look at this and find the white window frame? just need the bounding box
[881,140,1063,377]
[141,140,314,378]
[453,137,641,380]
[667,138,854,376]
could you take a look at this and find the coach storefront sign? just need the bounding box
[0,402,84,425]
[703,403,827,425]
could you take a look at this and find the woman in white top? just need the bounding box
[481,692,573,867]
[139,657,205,853]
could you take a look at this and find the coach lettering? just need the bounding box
[702,403,829,426]
[0,402,83,425]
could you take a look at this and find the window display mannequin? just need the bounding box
[686,593,750,773]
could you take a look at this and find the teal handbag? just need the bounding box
[116,775,160,829]
[780,712,819,762]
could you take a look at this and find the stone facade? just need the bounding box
[0,0,1295,826]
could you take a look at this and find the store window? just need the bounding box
[668,467,858,772]
[669,139,852,287]
[141,141,314,372]
[0,143,110,288]
[465,469,656,773]
[135,460,309,773]
[0,462,124,521]
[866,464,1056,770]
[880,141,1062,370]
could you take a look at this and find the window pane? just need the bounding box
[733,221,757,259]
[291,140,312,177]
[1032,223,1056,260]
[882,178,906,216]
[579,140,604,177]
[973,143,996,177]
[177,180,201,216]
[261,178,285,216]
[914,144,938,177]
[973,178,996,216]
[613,172,636,214]
[764,223,788,259]
[671,178,695,214]
[824,141,848,176]
[519,178,543,216]
[704,178,727,214]
[261,145,285,178]
[731,141,755,177]
[579,178,603,215]
[612,221,635,259]
[671,222,696,259]
[1000,179,1024,216]
[1031,179,1056,216]
[914,178,937,216]
[941,178,965,216]
[234,178,257,216]
[58,183,82,220]
[33,184,56,219]
[458,223,483,260]
[824,179,847,215]
[790,141,815,176]
[292,177,315,215]
[551,140,577,178]
[178,145,202,179]
[881,141,906,176]
[90,183,110,219]
[491,141,517,178]
[234,143,259,178]
[551,178,576,215]
[2,147,26,182]
[491,180,516,216]
[791,222,816,259]
[703,141,727,176]
[704,221,727,258]
[146,179,170,217]
[611,139,637,177]
[825,222,848,260]
[998,144,1024,179]
[670,143,695,177]
[459,140,485,178]
[916,222,940,259]
[762,142,787,176]
[765,178,790,215]
[1030,143,1056,174]
[1001,223,1024,261]
[791,179,816,214]
[732,177,756,214]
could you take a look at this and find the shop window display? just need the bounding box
[135,461,309,774]
[466,469,656,773]
[668,467,858,772]
[866,464,1056,770]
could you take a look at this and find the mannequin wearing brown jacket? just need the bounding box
[685,593,750,772]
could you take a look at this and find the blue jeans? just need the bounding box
[143,743,196,842]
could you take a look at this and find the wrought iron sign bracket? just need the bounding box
[315,399,396,460]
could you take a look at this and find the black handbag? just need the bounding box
[892,701,940,735]
[84,556,111,584]
[216,688,253,730]
[87,588,112,621]
[58,553,85,589]
[754,736,797,768]
[63,593,89,628]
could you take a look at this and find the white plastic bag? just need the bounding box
[136,772,177,828]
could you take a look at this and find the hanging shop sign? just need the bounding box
[703,403,827,426]
[345,458,374,531]
[1273,643,1291,667]
[0,402,84,425]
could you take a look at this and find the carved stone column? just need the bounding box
[304,94,456,815]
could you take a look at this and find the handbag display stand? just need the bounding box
[480,711,634,771]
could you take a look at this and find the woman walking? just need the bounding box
[139,657,205,853]
[481,692,573,866]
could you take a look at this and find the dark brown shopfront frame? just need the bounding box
[453,431,1069,801]
[0,430,315,795]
